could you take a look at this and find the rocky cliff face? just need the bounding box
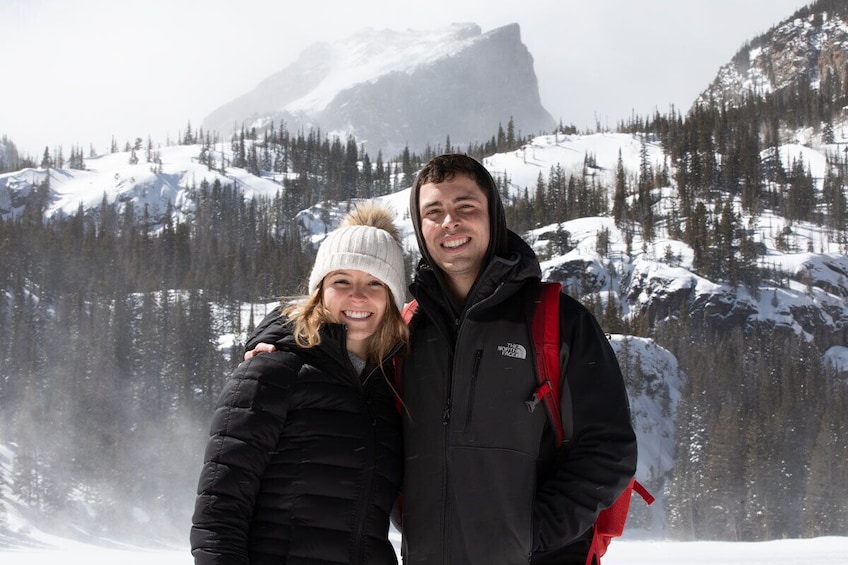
[696,5,848,110]
[202,23,554,157]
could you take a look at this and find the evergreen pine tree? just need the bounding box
[40,146,52,169]
[612,149,627,226]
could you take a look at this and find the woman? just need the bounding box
[191,202,408,565]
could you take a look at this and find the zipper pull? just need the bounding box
[525,393,541,413]
[526,381,553,413]
[442,398,452,424]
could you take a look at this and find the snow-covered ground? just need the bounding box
[603,537,848,564]
[2,536,846,564]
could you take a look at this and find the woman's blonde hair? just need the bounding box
[282,202,409,364]
[281,284,408,364]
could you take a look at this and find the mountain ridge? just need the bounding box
[696,0,848,112]
[201,22,554,157]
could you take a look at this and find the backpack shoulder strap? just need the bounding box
[401,299,418,325]
[527,281,567,447]
[527,283,654,565]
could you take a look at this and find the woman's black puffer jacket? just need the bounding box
[191,316,403,565]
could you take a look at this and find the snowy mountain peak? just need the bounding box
[281,23,485,114]
[202,22,553,157]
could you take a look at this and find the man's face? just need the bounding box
[418,173,490,298]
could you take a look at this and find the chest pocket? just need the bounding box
[450,319,548,455]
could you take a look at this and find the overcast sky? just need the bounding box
[1,0,810,158]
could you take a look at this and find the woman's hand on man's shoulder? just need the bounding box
[244,342,277,360]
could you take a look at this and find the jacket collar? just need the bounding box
[411,230,541,317]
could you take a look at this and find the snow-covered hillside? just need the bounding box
[3,129,846,376]
[0,144,287,223]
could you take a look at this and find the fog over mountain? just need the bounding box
[202,23,555,158]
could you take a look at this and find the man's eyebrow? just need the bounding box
[421,192,483,209]
[454,193,484,203]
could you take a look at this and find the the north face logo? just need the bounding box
[497,343,527,359]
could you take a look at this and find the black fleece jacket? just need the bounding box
[398,231,638,565]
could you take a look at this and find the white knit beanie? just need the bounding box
[307,204,406,310]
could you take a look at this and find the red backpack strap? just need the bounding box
[632,480,655,505]
[401,299,418,325]
[585,479,655,565]
[526,283,654,565]
[528,281,565,446]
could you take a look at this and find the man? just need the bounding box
[399,154,636,565]
[247,154,637,564]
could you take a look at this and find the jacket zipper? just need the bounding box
[464,350,483,431]
[442,348,453,564]
[419,289,501,565]
[352,343,404,564]
[442,312,472,563]
[353,363,380,565]
[354,419,375,565]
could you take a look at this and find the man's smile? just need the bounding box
[442,236,470,249]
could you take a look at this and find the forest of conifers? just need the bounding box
[1,72,847,542]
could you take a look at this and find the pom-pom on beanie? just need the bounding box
[308,202,406,310]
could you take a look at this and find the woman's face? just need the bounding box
[321,269,389,359]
